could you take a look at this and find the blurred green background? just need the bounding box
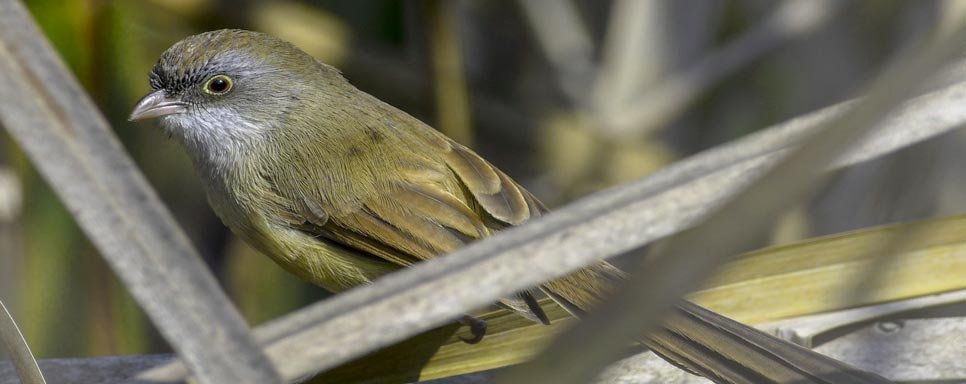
[2,0,966,360]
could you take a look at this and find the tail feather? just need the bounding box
[540,261,627,314]
[647,328,763,384]
[539,263,893,384]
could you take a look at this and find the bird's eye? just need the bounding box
[202,75,233,95]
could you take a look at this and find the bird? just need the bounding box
[129,29,892,384]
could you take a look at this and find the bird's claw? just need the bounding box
[459,315,487,344]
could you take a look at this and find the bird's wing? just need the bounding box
[404,124,548,225]
[437,141,546,225]
[284,134,550,323]
[302,181,487,266]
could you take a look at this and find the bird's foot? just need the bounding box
[458,315,487,344]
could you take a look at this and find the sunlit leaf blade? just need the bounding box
[694,214,966,324]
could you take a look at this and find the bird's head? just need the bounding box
[129,29,340,154]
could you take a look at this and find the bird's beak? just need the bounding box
[129,90,187,121]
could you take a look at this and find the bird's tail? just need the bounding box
[540,262,892,384]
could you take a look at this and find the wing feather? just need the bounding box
[364,197,465,254]
[392,184,487,239]
[442,144,501,194]
[318,210,425,266]
[442,143,531,225]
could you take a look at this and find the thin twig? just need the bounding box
[427,0,474,146]
[516,0,595,106]
[520,0,839,138]
[605,0,840,138]
[592,0,672,118]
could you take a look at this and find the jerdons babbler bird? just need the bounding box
[130,29,891,384]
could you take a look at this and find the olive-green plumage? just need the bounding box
[131,29,891,384]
